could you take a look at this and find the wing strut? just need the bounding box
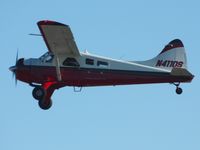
[55,56,62,81]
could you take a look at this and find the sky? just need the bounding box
[1,0,200,149]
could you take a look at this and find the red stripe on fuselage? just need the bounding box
[16,65,193,87]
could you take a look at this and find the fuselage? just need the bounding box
[11,51,193,88]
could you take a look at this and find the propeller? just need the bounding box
[10,50,19,86]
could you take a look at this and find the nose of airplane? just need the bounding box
[9,58,24,85]
[9,66,17,73]
[9,58,24,73]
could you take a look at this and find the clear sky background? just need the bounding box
[1,0,200,150]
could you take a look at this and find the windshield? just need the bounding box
[39,52,54,63]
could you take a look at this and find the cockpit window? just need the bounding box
[63,57,80,67]
[45,55,54,62]
[39,52,54,63]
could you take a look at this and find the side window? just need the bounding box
[86,58,94,65]
[97,61,108,67]
[63,57,80,67]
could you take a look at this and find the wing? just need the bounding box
[37,20,80,56]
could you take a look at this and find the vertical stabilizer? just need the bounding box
[137,39,187,71]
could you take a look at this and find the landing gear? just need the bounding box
[38,98,52,110]
[173,82,183,95]
[31,85,53,110]
[32,86,45,100]
[176,87,183,95]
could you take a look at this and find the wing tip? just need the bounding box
[37,20,67,26]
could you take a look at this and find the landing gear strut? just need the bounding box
[173,82,183,95]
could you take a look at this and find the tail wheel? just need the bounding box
[38,99,52,110]
[176,87,183,95]
[172,82,183,95]
[32,86,45,100]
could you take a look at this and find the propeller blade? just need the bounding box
[12,72,15,79]
[14,49,18,86]
[15,76,17,86]
[15,50,18,66]
[10,66,17,86]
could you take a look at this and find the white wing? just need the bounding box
[38,20,80,56]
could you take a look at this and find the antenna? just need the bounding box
[29,33,42,36]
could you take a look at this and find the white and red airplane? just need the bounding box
[9,20,194,110]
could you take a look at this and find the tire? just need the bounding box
[38,99,52,110]
[176,87,183,95]
[32,86,45,100]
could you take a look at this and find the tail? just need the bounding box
[138,39,187,71]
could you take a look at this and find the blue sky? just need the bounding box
[1,0,200,149]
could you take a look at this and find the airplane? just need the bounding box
[9,20,194,110]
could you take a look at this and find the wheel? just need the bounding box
[32,86,45,100]
[176,87,183,95]
[38,99,52,110]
